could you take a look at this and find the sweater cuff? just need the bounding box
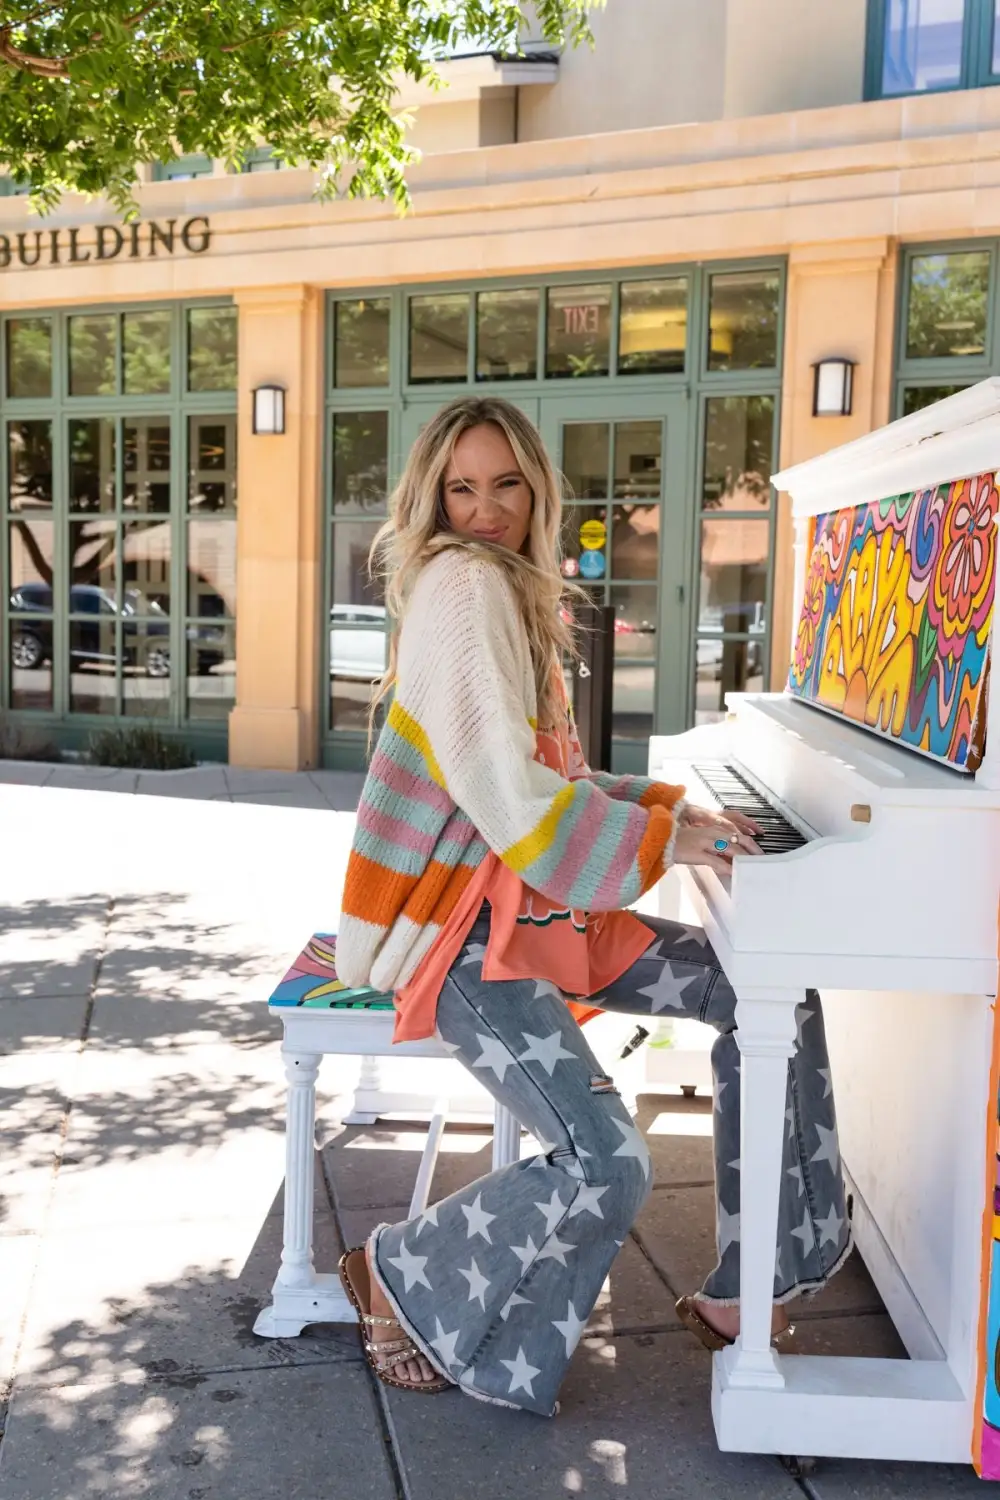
[637,780,687,815]
[635,800,684,896]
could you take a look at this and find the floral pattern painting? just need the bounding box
[269,934,394,1009]
[788,471,997,769]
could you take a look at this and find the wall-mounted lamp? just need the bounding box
[252,384,286,435]
[812,358,855,418]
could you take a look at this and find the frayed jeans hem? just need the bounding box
[696,1224,855,1309]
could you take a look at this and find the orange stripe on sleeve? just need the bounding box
[639,781,686,813]
[342,852,419,927]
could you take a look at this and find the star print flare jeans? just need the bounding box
[368,907,850,1417]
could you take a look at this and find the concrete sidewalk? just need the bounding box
[0,761,986,1498]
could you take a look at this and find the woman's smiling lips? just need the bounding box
[474,525,507,541]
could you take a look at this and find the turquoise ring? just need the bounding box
[713,838,729,852]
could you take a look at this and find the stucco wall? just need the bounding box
[517,0,728,140]
[724,0,866,119]
[517,0,866,143]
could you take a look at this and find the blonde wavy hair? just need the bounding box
[369,396,578,735]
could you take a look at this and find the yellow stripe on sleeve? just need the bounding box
[503,782,576,873]
[387,700,447,788]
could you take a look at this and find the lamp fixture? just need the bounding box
[252,384,286,435]
[812,358,855,418]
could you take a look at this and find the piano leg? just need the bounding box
[720,987,800,1392]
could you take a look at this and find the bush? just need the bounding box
[86,725,197,771]
[0,717,62,763]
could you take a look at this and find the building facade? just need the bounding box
[2,0,999,770]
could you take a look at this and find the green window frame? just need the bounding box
[152,155,214,182]
[0,299,238,759]
[893,238,1000,416]
[865,0,1000,99]
[321,261,785,770]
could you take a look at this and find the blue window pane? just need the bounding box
[993,0,1000,71]
[882,0,965,95]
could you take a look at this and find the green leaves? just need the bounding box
[0,0,603,214]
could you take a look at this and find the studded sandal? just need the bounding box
[675,1295,796,1353]
[338,1248,450,1394]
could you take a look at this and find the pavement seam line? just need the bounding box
[0,893,114,1457]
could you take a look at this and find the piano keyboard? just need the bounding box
[690,762,810,854]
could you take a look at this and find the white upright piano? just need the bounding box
[648,381,1000,1470]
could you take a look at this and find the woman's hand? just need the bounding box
[673,810,763,874]
[683,804,762,840]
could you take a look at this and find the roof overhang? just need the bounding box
[395,52,559,109]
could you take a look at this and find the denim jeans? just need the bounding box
[369,906,850,1416]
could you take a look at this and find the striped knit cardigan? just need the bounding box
[336,548,686,994]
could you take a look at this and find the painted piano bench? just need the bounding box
[253,934,520,1337]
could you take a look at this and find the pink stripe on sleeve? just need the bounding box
[357,799,439,858]
[369,747,453,817]
[543,788,617,899]
[591,803,648,907]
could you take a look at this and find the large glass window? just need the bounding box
[695,395,775,724]
[0,302,237,744]
[546,284,613,379]
[328,410,390,733]
[867,0,1000,98]
[895,241,1000,417]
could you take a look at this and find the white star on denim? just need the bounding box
[458,1257,491,1310]
[433,1031,462,1055]
[501,1290,532,1322]
[388,1241,432,1293]
[795,1004,815,1047]
[790,1205,816,1252]
[727,1158,741,1172]
[816,1202,845,1248]
[567,1123,591,1160]
[461,1192,495,1244]
[552,1300,588,1356]
[412,1202,439,1238]
[430,1318,462,1369]
[817,1067,832,1099]
[500,1346,541,1398]
[518,1030,576,1075]
[611,1117,651,1178]
[643,939,665,960]
[567,1183,608,1220]
[672,923,709,948]
[717,1204,741,1255]
[536,1234,575,1267]
[785,1107,796,1141]
[510,1236,538,1272]
[533,979,563,1001]
[637,964,698,1014]
[470,1032,515,1082]
[811,1122,840,1171]
[774,1247,783,1282]
[714,1078,729,1113]
[787,1162,805,1197]
[533,1189,566,1237]
[459,943,488,967]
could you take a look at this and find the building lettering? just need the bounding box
[0,216,212,270]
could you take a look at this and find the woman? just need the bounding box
[335,396,850,1415]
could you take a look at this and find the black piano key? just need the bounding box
[690,761,809,853]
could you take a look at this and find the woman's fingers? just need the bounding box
[726,810,762,836]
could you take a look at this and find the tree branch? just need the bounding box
[0,25,68,77]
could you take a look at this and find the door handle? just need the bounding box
[676,584,685,604]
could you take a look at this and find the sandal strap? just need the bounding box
[365,1336,414,1359]
[362,1312,401,1329]
[370,1343,421,1373]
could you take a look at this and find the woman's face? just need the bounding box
[441,422,533,554]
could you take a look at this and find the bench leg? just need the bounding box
[343,1053,382,1125]
[255,1046,356,1336]
[407,1097,448,1219]
[492,1102,520,1170]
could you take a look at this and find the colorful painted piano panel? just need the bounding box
[268,933,394,1010]
[788,472,997,769]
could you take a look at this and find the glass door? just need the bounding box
[541,393,690,772]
